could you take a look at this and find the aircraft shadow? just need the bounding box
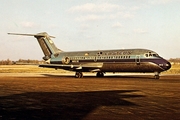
[42,73,153,79]
[0,90,144,120]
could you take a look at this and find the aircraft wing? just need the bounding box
[39,63,103,72]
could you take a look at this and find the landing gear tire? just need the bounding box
[154,72,160,79]
[75,72,83,78]
[96,72,104,77]
[154,75,160,79]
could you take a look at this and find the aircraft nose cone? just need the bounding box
[166,62,171,70]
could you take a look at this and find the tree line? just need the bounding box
[0,59,45,65]
[169,58,180,64]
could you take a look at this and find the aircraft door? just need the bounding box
[94,56,97,62]
[135,55,140,65]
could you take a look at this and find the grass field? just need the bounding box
[0,65,69,73]
[0,64,179,74]
[164,64,180,74]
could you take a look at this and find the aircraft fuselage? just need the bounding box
[50,49,171,73]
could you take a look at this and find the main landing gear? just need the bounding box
[75,71,105,78]
[154,72,160,79]
[96,72,104,77]
[75,71,83,78]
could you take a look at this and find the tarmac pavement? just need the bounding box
[0,74,179,120]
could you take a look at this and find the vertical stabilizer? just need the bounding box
[8,32,62,60]
[34,32,62,60]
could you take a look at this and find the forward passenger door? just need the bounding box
[135,55,140,65]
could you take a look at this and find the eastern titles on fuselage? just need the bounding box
[53,49,160,63]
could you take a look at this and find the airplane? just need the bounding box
[8,32,171,79]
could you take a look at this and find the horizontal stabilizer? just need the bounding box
[8,32,55,38]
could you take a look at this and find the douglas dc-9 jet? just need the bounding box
[8,32,171,79]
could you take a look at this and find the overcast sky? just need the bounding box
[1,0,180,60]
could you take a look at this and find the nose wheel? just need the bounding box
[75,72,83,78]
[154,75,160,79]
[154,72,160,79]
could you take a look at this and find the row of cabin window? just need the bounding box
[70,56,131,60]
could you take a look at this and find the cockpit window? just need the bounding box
[145,52,159,58]
[153,54,159,57]
[149,52,152,57]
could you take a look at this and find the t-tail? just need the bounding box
[8,32,62,60]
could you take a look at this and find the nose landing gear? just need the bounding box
[154,72,160,79]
